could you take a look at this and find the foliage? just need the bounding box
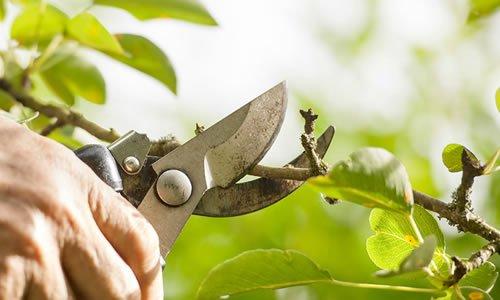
[468,0,500,21]
[197,249,445,299]
[441,144,477,173]
[199,145,499,299]
[309,148,413,214]
[366,206,448,276]
[0,0,215,143]
[197,249,331,299]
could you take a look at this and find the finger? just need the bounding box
[88,180,163,300]
[61,209,141,300]
[25,248,72,300]
[0,201,33,300]
[0,256,27,300]
[0,201,70,300]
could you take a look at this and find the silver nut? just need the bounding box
[156,169,192,206]
[123,156,140,174]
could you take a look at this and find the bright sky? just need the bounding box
[72,0,488,166]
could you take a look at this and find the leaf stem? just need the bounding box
[30,34,64,73]
[328,278,442,295]
[408,214,446,278]
[408,214,424,243]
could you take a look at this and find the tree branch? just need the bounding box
[445,241,500,286]
[40,118,65,136]
[250,165,313,181]
[413,190,500,242]
[450,149,483,212]
[0,78,120,142]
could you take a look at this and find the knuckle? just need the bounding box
[0,203,44,261]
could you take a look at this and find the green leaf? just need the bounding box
[375,235,437,278]
[40,50,105,104]
[11,0,40,5]
[197,249,331,299]
[0,0,6,21]
[39,71,75,105]
[451,286,492,300]
[0,90,16,111]
[93,0,217,25]
[2,51,26,90]
[496,88,500,112]
[483,149,500,175]
[11,4,68,46]
[308,147,413,214]
[106,34,176,93]
[468,0,500,21]
[48,129,83,150]
[441,144,479,173]
[459,262,498,292]
[366,205,448,274]
[29,73,74,106]
[66,12,123,55]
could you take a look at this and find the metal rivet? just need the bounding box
[123,156,140,174]
[156,169,192,206]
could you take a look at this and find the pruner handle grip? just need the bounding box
[74,144,123,192]
[74,144,166,269]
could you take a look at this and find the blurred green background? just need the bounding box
[3,0,498,299]
[87,0,498,299]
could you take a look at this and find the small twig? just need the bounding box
[299,109,328,176]
[195,123,205,135]
[445,241,500,287]
[40,118,65,136]
[0,78,120,142]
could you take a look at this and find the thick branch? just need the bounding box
[450,149,483,212]
[413,190,500,242]
[445,241,500,286]
[250,164,498,242]
[0,78,120,142]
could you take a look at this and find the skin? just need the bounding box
[0,117,163,300]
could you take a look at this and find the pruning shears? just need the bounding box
[74,82,334,258]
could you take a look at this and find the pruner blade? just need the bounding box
[194,126,335,217]
[138,82,287,256]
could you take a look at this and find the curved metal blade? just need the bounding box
[137,82,287,256]
[194,126,334,217]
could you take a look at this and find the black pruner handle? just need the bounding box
[74,143,166,270]
[74,144,123,192]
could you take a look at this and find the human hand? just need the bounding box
[0,117,162,299]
